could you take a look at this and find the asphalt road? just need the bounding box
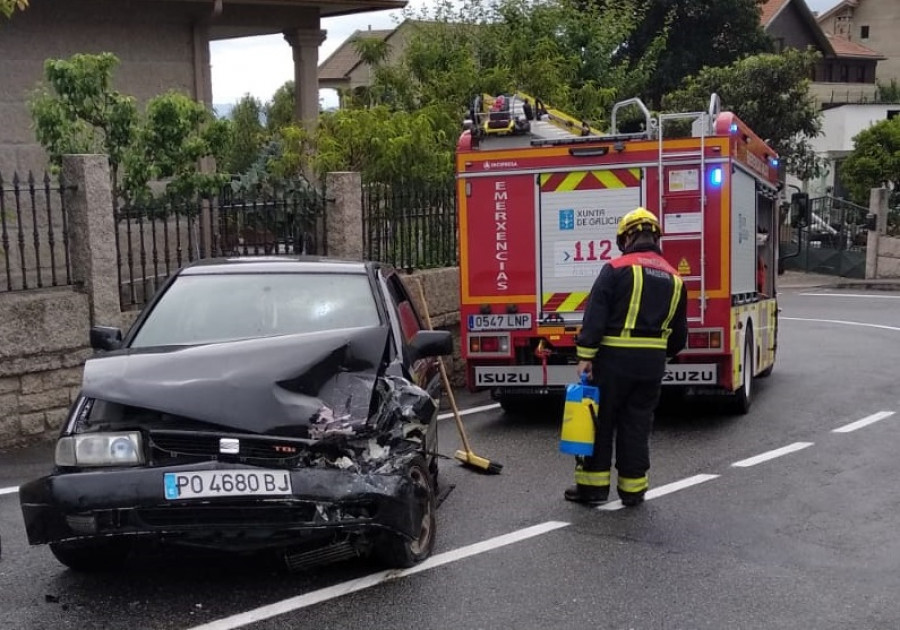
[2,285,900,630]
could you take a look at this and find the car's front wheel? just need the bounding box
[374,456,435,569]
[49,538,131,572]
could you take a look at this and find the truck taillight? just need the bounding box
[687,330,722,350]
[469,333,511,356]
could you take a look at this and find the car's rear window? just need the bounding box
[130,272,381,347]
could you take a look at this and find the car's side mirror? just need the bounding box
[90,326,123,351]
[409,330,453,361]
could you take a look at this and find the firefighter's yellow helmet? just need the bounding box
[617,207,661,237]
[616,207,661,251]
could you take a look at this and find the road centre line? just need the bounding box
[185,520,570,630]
[781,317,900,333]
[438,402,501,421]
[598,474,720,511]
[833,411,896,434]
[731,442,814,468]
[0,486,18,496]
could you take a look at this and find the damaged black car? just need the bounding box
[19,258,453,572]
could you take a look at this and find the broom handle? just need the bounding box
[415,279,474,454]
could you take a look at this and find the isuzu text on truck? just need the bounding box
[457,92,786,414]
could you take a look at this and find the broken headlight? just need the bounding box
[55,432,145,467]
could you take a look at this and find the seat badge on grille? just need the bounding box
[219,438,240,455]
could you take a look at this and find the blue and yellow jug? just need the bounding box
[559,373,599,456]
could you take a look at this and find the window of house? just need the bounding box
[774,37,786,53]
[860,25,870,39]
[856,65,866,83]
[888,110,900,121]
[840,64,849,83]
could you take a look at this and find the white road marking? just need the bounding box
[438,402,501,421]
[731,442,814,468]
[833,411,896,434]
[782,317,900,333]
[597,474,720,511]
[184,520,571,630]
[0,486,19,496]
[800,293,900,299]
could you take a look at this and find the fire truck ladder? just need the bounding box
[657,94,722,325]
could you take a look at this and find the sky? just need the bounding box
[209,0,841,108]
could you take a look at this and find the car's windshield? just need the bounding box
[130,272,381,348]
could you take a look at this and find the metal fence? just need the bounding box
[780,196,870,278]
[0,171,72,293]
[362,179,458,271]
[116,181,327,309]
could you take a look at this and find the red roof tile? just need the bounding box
[825,33,885,58]
[760,0,790,26]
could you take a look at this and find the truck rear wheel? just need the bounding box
[732,334,753,415]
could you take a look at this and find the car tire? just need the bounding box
[732,333,753,415]
[49,539,131,572]
[374,456,436,569]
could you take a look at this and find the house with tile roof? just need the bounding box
[816,0,900,84]
[761,0,885,107]
[318,20,420,96]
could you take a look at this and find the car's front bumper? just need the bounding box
[19,461,425,550]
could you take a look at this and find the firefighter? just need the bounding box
[565,208,688,507]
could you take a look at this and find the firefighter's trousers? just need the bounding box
[575,368,662,498]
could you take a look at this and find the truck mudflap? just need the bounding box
[473,363,718,388]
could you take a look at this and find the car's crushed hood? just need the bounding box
[80,326,403,438]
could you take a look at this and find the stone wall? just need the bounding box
[0,161,464,448]
[0,289,92,448]
[866,189,900,279]
[876,236,900,278]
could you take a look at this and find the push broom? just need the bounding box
[415,279,502,475]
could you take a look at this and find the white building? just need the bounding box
[792,104,900,197]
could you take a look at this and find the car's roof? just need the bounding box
[178,256,382,276]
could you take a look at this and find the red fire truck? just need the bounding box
[457,93,781,413]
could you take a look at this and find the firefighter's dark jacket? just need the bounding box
[575,242,688,381]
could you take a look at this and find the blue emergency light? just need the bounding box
[710,167,723,186]
[729,123,739,133]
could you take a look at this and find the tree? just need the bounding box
[840,116,900,208]
[222,94,264,174]
[30,53,228,204]
[663,49,823,179]
[615,0,772,108]
[124,91,231,204]
[372,0,657,130]
[29,53,138,193]
[0,0,27,18]
[274,106,456,185]
[265,81,294,133]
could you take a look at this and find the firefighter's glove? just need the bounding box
[577,360,593,381]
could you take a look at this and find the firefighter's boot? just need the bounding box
[619,491,645,507]
[564,484,609,506]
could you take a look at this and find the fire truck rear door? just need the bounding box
[538,169,644,323]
